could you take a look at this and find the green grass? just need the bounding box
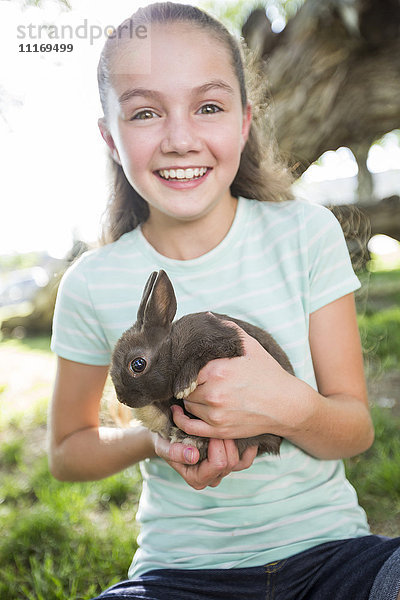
[358,307,400,371]
[0,399,142,600]
[356,267,400,372]
[357,267,400,311]
[345,406,400,535]
[0,334,51,353]
[1,400,399,599]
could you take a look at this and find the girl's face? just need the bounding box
[100,23,252,226]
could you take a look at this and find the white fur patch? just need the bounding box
[175,380,198,400]
[170,429,202,449]
[134,405,169,435]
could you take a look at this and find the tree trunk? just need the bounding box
[356,195,400,241]
[350,143,375,205]
[243,0,400,176]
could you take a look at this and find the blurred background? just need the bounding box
[0,1,399,598]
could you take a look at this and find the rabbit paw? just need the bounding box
[169,427,208,461]
[174,379,198,400]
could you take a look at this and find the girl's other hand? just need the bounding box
[171,322,294,442]
[153,434,257,490]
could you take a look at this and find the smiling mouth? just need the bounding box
[157,167,209,182]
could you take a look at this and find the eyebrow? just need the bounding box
[118,79,235,105]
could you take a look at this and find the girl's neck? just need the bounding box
[141,196,238,261]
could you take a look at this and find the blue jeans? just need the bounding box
[92,535,400,600]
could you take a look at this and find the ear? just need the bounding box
[141,270,177,330]
[240,102,252,152]
[98,117,122,165]
[136,271,158,328]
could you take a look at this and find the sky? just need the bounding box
[1,0,399,259]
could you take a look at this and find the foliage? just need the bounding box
[357,268,400,372]
[345,406,400,533]
[1,335,51,353]
[22,0,71,9]
[358,308,400,371]
[200,0,305,34]
[200,0,262,34]
[0,252,44,273]
[0,397,141,600]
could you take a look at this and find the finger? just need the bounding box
[171,405,215,438]
[220,318,245,332]
[221,320,265,358]
[161,439,233,491]
[206,440,240,486]
[232,445,258,471]
[155,436,229,490]
[195,355,230,386]
[167,459,221,491]
[169,463,223,490]
[187,440,228,489]
[154,434,199,465]
[183,399,209,420]
[205,438,229,471]
[222,439,240,471]
[207,474,224,488]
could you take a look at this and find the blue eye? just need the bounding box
[129,357,147,373]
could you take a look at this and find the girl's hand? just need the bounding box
[172,322,296,442]
[171,295,374,461]
[153,434,258,490]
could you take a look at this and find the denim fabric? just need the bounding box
[369,547,400,600]
[95,568,265,599]
[91,535,400,600]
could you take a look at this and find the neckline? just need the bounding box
[136,196,248,273]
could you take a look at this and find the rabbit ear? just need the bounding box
[137,271,158,328]
[141,270,177,330]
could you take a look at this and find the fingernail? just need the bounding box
[184,447,195,464]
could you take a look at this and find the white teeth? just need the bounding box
[175,380,198,400]
[159,167,207,181]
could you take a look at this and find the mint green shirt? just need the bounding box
[51,198,370,576]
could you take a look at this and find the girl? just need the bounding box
[49,3,400,599]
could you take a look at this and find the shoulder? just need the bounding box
[60,230,140,284]
[250,197,336,220]
[241,197,339,235]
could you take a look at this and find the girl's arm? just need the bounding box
[48,357,156,481]
[172,293,374,460]
[302,291,373,458]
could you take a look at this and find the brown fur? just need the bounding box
[110,270,294,460]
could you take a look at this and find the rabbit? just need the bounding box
[110,270,294,461]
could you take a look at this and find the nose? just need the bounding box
[160,112,203,155]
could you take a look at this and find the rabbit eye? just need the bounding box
[129,357,147,374]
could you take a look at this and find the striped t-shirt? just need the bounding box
[51,197,370,577]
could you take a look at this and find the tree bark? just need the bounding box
[243,0,400,176]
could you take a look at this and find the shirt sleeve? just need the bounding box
[50,255,111,365]
[304,203,361,314]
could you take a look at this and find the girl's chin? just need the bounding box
[151,206,213,224]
